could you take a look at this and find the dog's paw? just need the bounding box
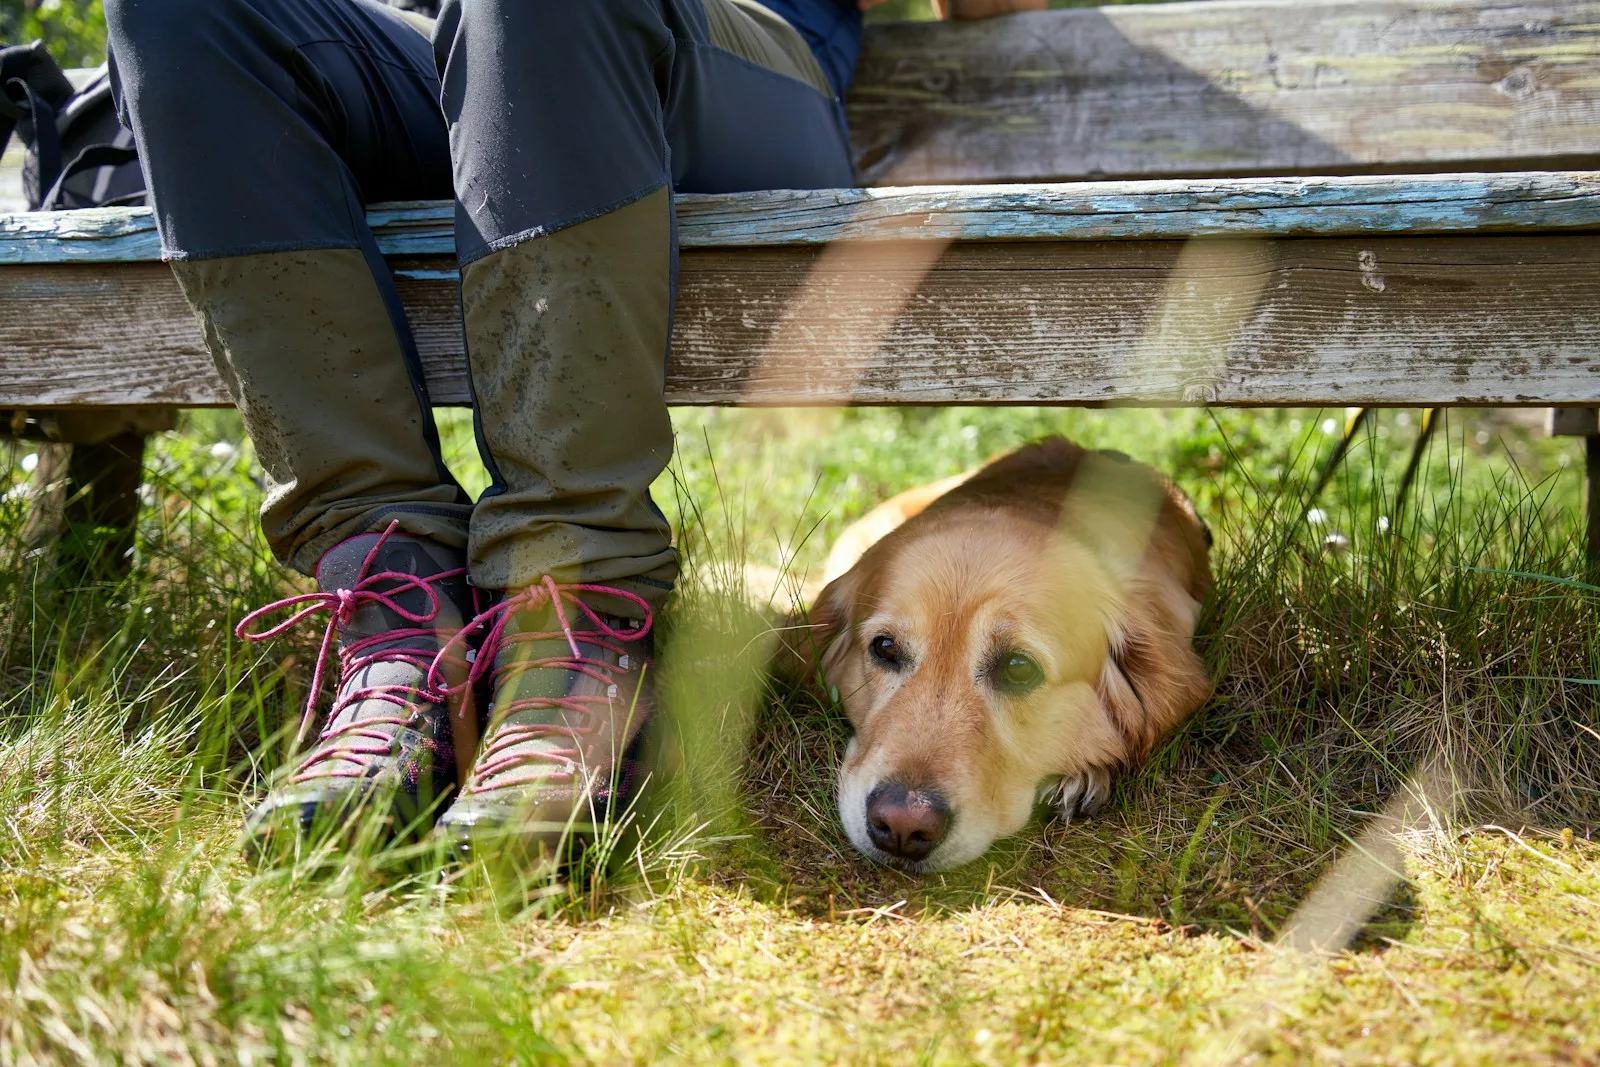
[1046,767,1113,822]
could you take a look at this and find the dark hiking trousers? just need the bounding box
[104,0,855,612]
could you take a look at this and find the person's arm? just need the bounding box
[858,0,1048,19]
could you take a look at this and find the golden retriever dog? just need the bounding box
[795,437,1213,872]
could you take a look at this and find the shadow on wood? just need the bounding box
[849,1,1600,184]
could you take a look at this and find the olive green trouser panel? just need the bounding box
[462,188,677,616]
[171,250,472,574]
[708,0,835,98]
[397,0,833,99]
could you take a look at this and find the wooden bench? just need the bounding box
[3,0,1599,568]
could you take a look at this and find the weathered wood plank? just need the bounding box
[0,263,227,405]
[848,0,1600,183]
[3,172,1599,265]
[3,235,1597,408]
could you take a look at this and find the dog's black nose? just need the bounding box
[865,782,951,863]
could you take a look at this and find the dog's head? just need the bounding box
[804,441,1212,872]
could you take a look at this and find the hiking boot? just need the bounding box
[431,577,656,868]
[238,523,478,859]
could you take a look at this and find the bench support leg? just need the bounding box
[5,408,174,590]
[20,443,72,554]
[1548,409,1600,571]
[1588,434,1600,571]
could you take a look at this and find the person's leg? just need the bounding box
[107,0,471,572]
[430,0,855,858]
[106,0,477,849]
[437,0,853,614]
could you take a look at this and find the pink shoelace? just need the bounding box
[236,523,467,782]
[427,576,652,796]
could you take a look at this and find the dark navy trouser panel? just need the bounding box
[106,0,450,260]
[666,41,855,195]
[758,0,864,97]
[435,0,856,267]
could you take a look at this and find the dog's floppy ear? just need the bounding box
[771,570,856,687]
[1096,577,1211,763]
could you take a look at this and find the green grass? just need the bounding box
[2,404,1598,1064]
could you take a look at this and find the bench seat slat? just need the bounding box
[4,173,1598,265]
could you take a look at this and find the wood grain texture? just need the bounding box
[848,0,1600,183]
[4,236,1597,408]
[5,172,1599,265]
[0,263,227,405]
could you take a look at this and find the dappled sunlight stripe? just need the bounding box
[741,236,953,406]
[1123,236,1273,405]
[1053,236,1272,575]
[1186,762,1453,1065]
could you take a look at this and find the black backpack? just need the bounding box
[0,41,146,211]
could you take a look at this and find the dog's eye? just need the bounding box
[868,634,904,669]
[994,652,1044,693]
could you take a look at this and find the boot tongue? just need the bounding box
[315,533,467,642]
[491,609,629,721]
[306,534,470,744]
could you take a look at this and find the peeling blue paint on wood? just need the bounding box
[3,173,1597,266]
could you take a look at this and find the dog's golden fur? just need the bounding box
[795,437,1212,871]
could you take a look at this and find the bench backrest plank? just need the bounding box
[849,0,1600,183]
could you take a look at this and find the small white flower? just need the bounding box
[209,441,240,462]
[21,452,38,474]
[1376,515,1391,533]
[1306,507,1328,526]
